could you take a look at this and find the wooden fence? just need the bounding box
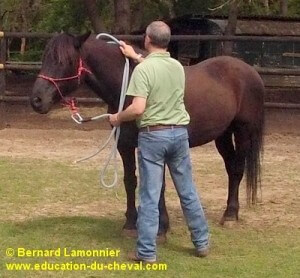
[0,32,300,110]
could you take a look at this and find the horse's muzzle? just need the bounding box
[30,96,48,114]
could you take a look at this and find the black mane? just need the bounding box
[43,33,79,66]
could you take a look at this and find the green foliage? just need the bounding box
[35,0,89,33]
[238,0,300,17]
[289,0,300,16]
[130,0,175,29]
[10,50,43,62]
[174,0,218,16]
[1,0,300,35]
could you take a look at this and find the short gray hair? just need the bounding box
[146,21,171,48]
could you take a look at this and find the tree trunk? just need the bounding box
[84,0,105,33]
[280,0,288,16]
[154,0,175,18]
[263,0,270,14]
[20,38,26,56]
[0,38,7,129]
[223,0,239,56]
[113,0,131,34]
[131,1,144,31]
[20,1,28,56]
[164,0,176,18]
[0,10,3,30]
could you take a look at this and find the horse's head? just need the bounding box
[30,32,91,114]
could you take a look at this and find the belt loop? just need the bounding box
[147,126,150,132]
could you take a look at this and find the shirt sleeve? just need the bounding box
[126,65,150,99]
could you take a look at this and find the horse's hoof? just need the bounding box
[157,234,167,244]
[220,217,238,228]
[222,220,238,228]
[122,229,138,238]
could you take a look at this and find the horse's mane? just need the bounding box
[43,32,148,72]
[43,33,79,66]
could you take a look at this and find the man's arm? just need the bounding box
[119,41,144,63]
[109,96,146,127]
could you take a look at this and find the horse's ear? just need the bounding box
[74,31,91,49]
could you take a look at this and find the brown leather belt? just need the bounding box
[139,125,186,132]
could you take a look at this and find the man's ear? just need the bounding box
[74,31,92,49]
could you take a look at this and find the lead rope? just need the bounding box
[73,33,130,189]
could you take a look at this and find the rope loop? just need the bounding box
[74,33,130,189]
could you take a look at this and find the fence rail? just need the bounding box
[3,63,300,76]
[1,32,300,113]
[0,95,299,109]
[2,32,300,42]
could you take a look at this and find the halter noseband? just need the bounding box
[38,58,92,104]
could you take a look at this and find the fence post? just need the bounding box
[0,31,7,129]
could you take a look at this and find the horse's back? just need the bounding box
[184,56,264,146]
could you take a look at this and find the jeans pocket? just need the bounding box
[138,134,166,164]
[170,136,190,169]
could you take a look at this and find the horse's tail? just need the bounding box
[245,85,264,205]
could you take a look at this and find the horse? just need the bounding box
[30,33,264,238]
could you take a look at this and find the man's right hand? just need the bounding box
[109,113,121,127]
[119,41,141,61]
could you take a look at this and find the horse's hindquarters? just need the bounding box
[184,65,237,146]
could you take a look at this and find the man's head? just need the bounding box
[145,21,171,50]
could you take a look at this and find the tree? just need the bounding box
[263,0,270,14]
[131,0,144,31]
[84,0,105,33]
[153,0,176,18]
[280,0,288,16]
[0,7,10,30]
[223,0,239,55]
[113,0,131,34]
[1,0,44,56]
[36,1,88,33]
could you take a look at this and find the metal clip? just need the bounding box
[71,113,84,124]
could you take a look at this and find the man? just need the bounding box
[109,21,209,263]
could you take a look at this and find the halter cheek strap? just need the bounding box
[38,58,92,101]
[37,58,92,115]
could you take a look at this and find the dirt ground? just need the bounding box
[0,101,299,231]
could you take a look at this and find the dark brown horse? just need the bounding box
[30,33,264,236]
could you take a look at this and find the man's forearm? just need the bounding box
[118,105,141,122]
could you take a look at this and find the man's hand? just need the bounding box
[119,41,140,61]
[109,97,146,126]
[109,113,121,127]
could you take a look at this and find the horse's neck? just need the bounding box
[84,74,117,110]
[81,39,133,111]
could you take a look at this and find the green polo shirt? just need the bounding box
[126,52,190,128]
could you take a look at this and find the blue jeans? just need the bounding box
[136,127,209,260]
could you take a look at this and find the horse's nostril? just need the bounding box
[33,97,42,105]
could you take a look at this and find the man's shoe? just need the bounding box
[128,251,156,263]
[196,247,209,258]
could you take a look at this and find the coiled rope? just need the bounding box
[73,33,130,189]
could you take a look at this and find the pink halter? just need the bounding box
[38,58,92,102]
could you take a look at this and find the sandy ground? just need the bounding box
[0,104,299,230]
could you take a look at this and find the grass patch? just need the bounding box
[0,157,299,277]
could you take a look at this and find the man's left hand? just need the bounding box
[109,113,121,127]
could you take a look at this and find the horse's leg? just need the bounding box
[157,165,169,243]
[118,147,138,237]
[215,126,248,224]
[119,146,169,239]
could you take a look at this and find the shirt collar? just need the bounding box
[146,52,170,59]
